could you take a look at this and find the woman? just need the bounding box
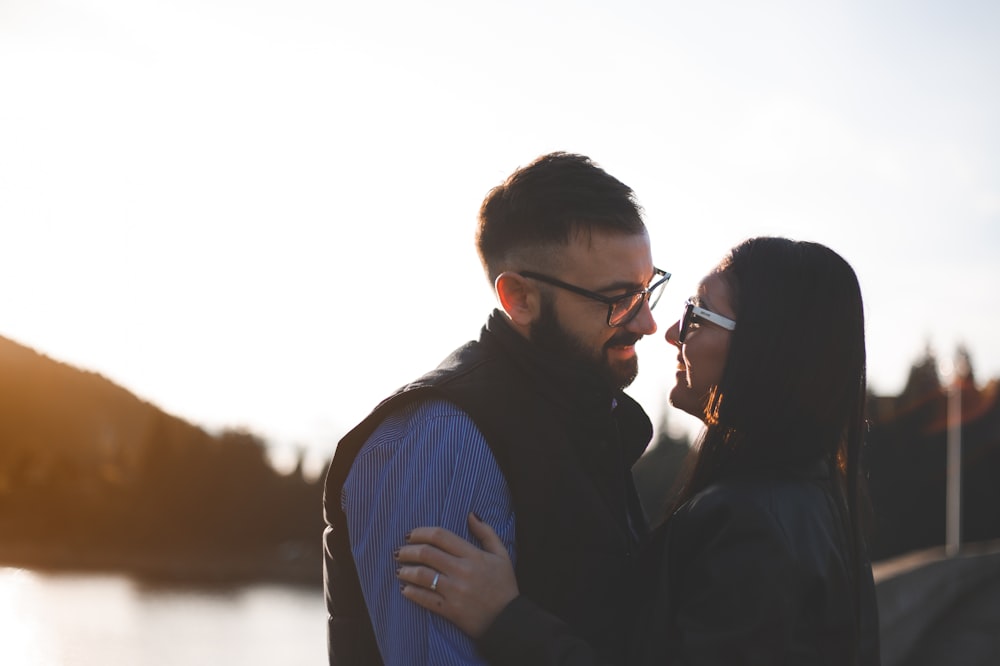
[395,237,881,665]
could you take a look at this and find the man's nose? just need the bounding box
[625,299,657,336]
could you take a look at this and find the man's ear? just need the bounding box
[495,271,540,326]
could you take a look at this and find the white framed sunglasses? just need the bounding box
[678,299,736,343]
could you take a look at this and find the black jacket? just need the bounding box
[477,461,881,666]
[323,310,654,664]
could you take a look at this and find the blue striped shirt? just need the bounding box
[342,398,517,665]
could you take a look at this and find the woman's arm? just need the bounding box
[396,514,619,666]
[396,512,518,638]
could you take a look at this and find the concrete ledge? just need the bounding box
[873,539,1000,666]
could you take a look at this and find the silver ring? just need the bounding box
[430,572,440,592]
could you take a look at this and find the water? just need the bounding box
[0,567,327,666]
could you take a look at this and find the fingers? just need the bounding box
[395,539,457,575]
[396,560,510,639]
[399,577,446,613]
[402,525,484,559]
[467,512,509,559]
[396,563,443,593]
[395,518,519,640]
[398,569,475,630]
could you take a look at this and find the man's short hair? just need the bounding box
[476,152,646,282]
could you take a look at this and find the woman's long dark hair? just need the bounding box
[665,236,870,646]
[668,236,867,507]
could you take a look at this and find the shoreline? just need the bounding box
[0,541,323,588]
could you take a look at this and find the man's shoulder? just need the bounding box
[374,397,473,436]
[358,397,482,457]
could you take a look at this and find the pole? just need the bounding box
[945,370,962,557]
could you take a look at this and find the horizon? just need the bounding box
[0,325,992,463]
[2,0,998,459]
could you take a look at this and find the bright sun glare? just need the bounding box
[0,569,55,666]
[1,0,998,455]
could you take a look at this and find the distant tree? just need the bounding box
[865,346,1000,560]
[632,411,691,526]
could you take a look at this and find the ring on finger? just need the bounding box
[430,572,440,592]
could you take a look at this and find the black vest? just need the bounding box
[323,311,653,664]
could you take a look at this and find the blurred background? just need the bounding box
[1,0,998,664]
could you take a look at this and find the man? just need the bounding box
[323,152,669,665]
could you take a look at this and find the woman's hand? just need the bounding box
[396,512,519,638]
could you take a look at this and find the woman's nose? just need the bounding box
[665,320,681,347]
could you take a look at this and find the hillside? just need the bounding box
[0,335,324,584]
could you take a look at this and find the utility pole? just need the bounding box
[945,350,966,557]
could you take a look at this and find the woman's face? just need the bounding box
[664,272,736,420]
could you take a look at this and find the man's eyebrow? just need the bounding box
[593,280,644,294]
[594,270,658,294]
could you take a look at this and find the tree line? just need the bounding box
[0,335,323,584]
[2,334,998,586]
[633,347,1000,561]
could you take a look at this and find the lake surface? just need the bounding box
[0,567,327,666]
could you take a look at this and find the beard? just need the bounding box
[530,295,640,391]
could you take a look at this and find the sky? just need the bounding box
[2,0,998,471]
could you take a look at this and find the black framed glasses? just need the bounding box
[519,267,671,327]
[678,299,737,343]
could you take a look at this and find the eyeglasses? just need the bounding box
[678,299,737,343]
[519,267,671,327]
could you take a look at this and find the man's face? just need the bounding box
[528,230,658,391]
